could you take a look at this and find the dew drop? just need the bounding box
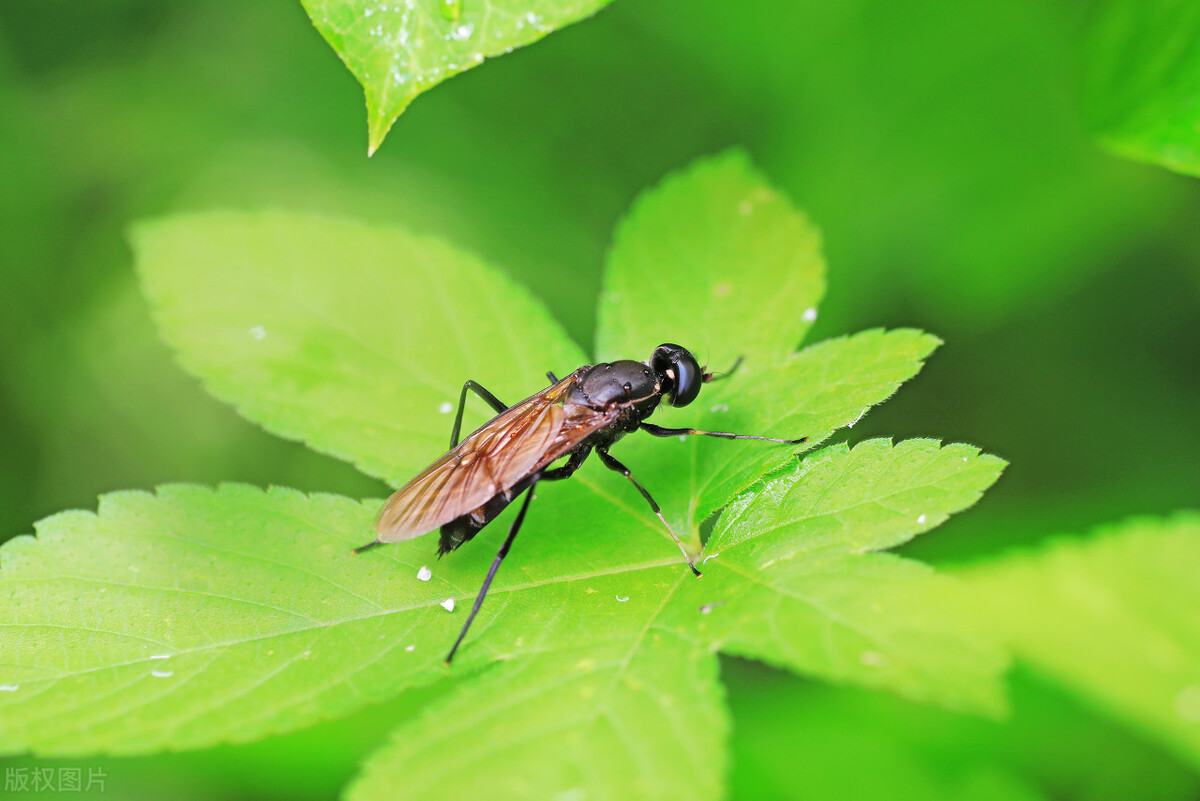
[417,565,432,581]
[0,685,19,692]
[151,670,175,678]
[150,654,171,660]
[917,514,927,525]
[615,595,630,603]
[440,598,456,612]
[710,403,729,413]
[449,22,474,41]
[248,325,267,340]
[702,552,721,564]
[802,307,818,323]
[438,401,453,414]
[405,644,416,652]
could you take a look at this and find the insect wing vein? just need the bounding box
[374,376,577,541]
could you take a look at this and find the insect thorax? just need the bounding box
[573,360,661,410]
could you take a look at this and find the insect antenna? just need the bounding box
[703,355,744,384]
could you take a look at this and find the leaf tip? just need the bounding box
[365,94,409,159]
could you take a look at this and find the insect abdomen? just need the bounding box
[437,483,524,555]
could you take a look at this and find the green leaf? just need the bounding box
[596,150,826,367]
[671,439,1010,714]
[131,211,586,489]
[1086,0,1200,176]
[3,156,1007,800]
[0,440,1004,760]
[607,328,943,541]
[347,637,727,801]
[301,0,614,154]
[0,486,431,753]
[344,439,1004,798]
[593,152,935,542]
[954,513,1200,769]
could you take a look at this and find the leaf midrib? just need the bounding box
[2,557,683,687]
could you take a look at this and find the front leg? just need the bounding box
[640,422,806,445]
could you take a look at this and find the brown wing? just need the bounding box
[375,374,581,542]
[528,399,624,473]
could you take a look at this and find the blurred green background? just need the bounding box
[2,1,1198,799]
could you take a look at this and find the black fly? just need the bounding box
[354,344,805,664]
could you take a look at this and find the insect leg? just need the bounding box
[450,380,509,448]
[541,445,591,481]
[445,476,539,666]
[546,370,559,384]
[640,422,806,445]
[595,448,701,577]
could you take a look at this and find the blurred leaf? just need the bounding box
[1087,0,1200,176]
[7,275,385,530]
[596,150,826,366]
[132,212,587,489]
[301,0,614,153]
[955,513,1200,769]
[726,665,1200,801]
[625,0,1180,326]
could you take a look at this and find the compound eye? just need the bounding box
[650,343,704,407]
[668,351,702,407]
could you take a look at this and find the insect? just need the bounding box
[354,344,806,664]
